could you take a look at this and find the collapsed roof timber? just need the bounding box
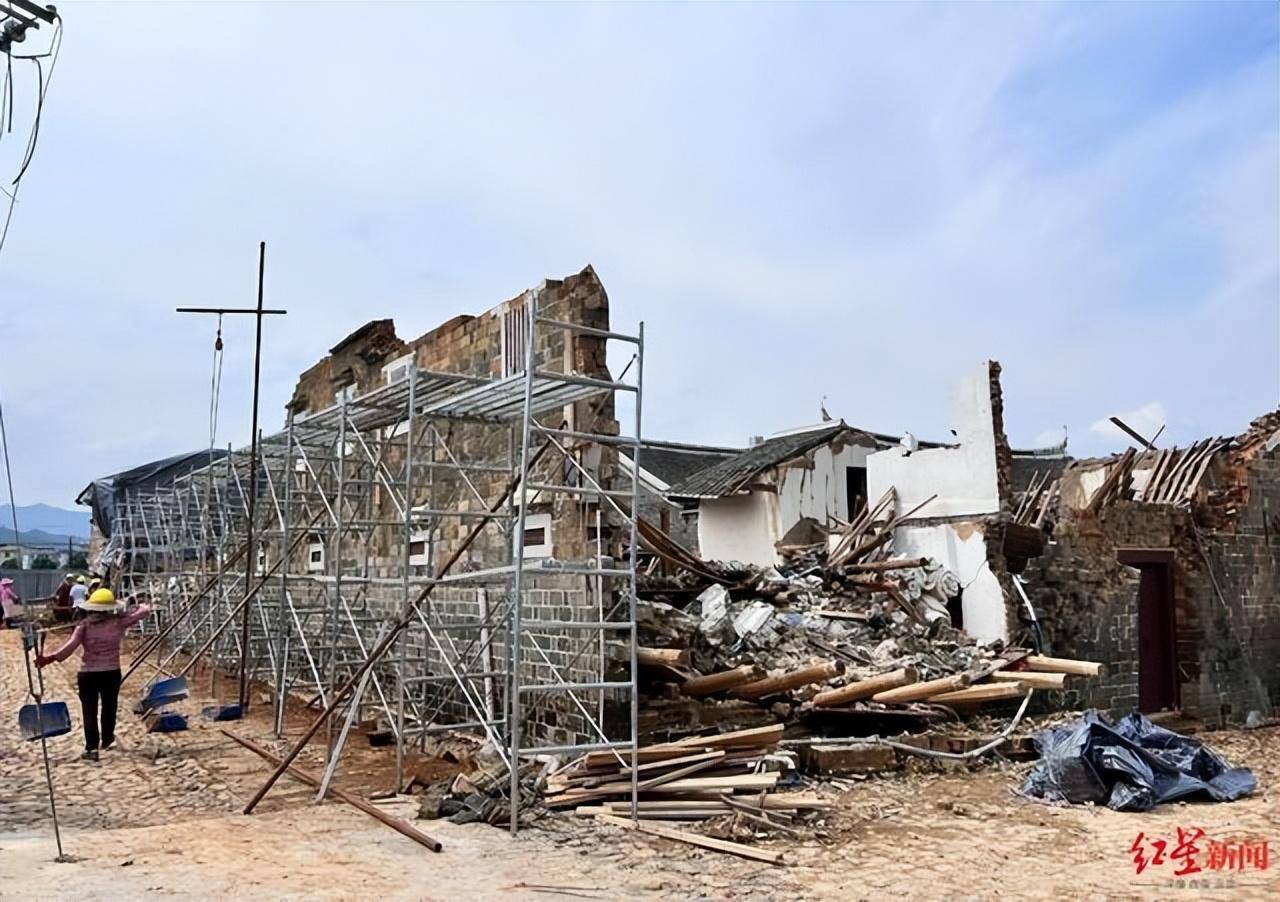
[79,265,1278,831]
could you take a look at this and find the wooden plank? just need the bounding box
[813,667,918,707]
[814,609,870,622]
[872,672,970,704]
[1023,654,1103,677]
[667,723,785,750]
[595,814,786,866]
[545,773,780,807]
[581,747,710,770]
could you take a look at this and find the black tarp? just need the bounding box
[76,449,228,537]
[1021,710,1256,812]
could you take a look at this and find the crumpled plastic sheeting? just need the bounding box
[1022,710,1256,811]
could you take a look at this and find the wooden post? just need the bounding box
[735,660,844,699]
[872,672,971,704]
[1023,655,1103,677]
[680,664,764,697]
[813,667,918,707]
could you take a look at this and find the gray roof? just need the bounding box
[666,423,886,498]
[629,440,741,489]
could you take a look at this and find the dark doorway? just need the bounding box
[1117,549,1179,713]
[845,466,868,518]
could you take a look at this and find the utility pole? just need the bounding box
[178,242,286,710]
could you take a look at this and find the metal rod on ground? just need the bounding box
[221,730,442,853]
[242,437,554,815]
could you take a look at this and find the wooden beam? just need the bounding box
[680,665,765,697]
[638,646,691,669]
[1023,654,1103,677]
[735,660,844,699]
[930,683,1028,705]
[812,667,918,707]
[990,670,1065,689]
[872,672,971,704]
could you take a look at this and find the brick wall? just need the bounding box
[1016,413,1280,724]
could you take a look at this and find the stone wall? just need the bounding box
[274,265,625,745]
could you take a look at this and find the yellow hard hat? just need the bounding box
[76,575,86,584]
[86,588,116,610]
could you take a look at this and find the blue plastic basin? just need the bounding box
[19,702,72,741]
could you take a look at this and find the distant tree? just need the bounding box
[30,555,59,570]
[68,551,89,570]
[1,557,18,569]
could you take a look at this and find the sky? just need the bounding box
[0,1,1276,509]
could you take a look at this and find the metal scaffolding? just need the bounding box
[108,289,643,829]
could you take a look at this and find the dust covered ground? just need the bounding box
[2,630,1277,900]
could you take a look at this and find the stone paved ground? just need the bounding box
[2,628,1278,899]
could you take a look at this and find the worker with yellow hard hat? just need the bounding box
[37,587,152,761]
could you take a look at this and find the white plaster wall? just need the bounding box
[891,522,1007,643]
[867,362,1001,519]
[777,441,876,529]
[697,492,780,566]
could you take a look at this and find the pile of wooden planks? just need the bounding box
[826,489,937,571]
[547,725,831,825]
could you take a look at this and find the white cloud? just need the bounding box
[1090,402,1168,448]
[0,4,1275,505]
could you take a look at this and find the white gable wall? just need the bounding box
[866,362,1008,643]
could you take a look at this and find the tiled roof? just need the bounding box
[666,423,879,498]
[629,441,741,489]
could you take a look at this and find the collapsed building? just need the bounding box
[78,264,1279,830]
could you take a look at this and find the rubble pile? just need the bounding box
[634,495,1101,738]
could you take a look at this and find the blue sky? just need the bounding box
[0,1,1276,506]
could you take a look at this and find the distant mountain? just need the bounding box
[0,504,90,540]
[0,526,85,548]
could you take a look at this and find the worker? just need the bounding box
[36,588,151,761]
[0,577,18,628]
[69,574,88,620]
[52,573,75,623]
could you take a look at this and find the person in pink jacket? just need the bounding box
[0,577,19,628]
[37,587,151,761]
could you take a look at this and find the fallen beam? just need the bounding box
[1022,654,1103,677]
[221,730,442,853]
[680,665,764,697]
[812,667,918,707]
[930,683,1026,705]
[872,672,971,704]
[990,670,1065,690]
[638,646,692,669]
[735,660,844,699]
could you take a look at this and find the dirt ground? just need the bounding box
[2,629,1277,900]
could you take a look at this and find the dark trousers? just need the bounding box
[77,669,122,751]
